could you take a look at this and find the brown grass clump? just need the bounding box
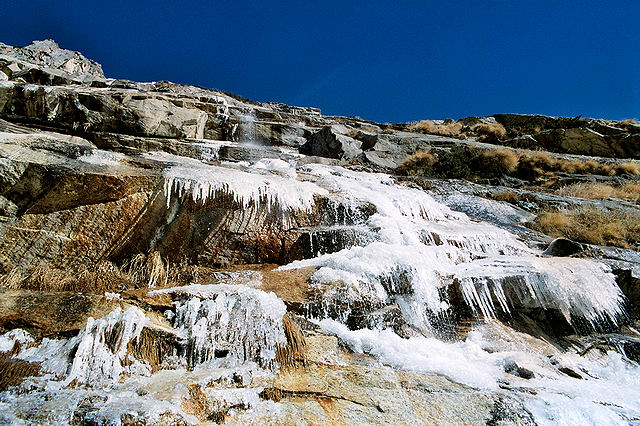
[0,251,172,293]
[487,191,540,204]
[614,162,640,176]
[397,147,639,184]
[471,122,507,140]
[409,120,464,137]
[396,150,437,176]
[556,182,640,200]
[122,251,169,288]
[619,119,638,125]
[475,149,519,174]
[527,206,640,249]
[127,327,179,373]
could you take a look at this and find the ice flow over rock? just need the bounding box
[280,164,625,330]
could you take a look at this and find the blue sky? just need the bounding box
[1,1,638,122]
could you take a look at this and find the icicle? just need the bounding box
[151,284,287,369]
[66,307,148,386]
[162,162,327,212]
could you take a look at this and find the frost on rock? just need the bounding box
[155,284,287,369]
[66,307,148,386]
[78,149,125,166]
[162,161,328,213]
[455,256,625,327]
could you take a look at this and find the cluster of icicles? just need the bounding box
[157,154,625,331]
[4,285,287,388]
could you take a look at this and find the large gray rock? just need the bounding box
[299,126,362,159]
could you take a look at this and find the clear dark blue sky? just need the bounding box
[1,1,638,122]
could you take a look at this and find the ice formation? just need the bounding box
[318,318,640,424]
[162,161,327,212]
[0,328,33,352]
[0,284,288,424]
[78,149,125,166]
[281,164,626,329]
[152,284,286,369]
[66,306,148,386]
[456,256,625,326]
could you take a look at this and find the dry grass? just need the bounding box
[123,251,169,288]
[619,119,638,125]
[487,190,540,204]
[0,352,41,391]
[407,119,507,140]
[127,327,179,373]
[614,162,640,176]
[396,148,637,182]
[396,150,437,176]
[0,251,172,293]
[471,122,507,140]
[409,120,464,137]
[527,207,640,249]
[556,182,640,200]
[474,149,519,174]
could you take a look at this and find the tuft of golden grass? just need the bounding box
[614,162,640,176]
[528,206,640,249]
[1,251,172,293]
[396,150,437,176]
[122,251,169,288]
[275,313,308,369]
[556,182,640,200]
[408,120,464,137]
[475,149,519,174]
[0,352,41,391]
[471,122,507,140]
[619,119,639,125]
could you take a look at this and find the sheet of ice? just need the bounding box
[19,336,79,378]
[252,158,297,178]
[162,160,327,212]
[318,319,503,389]
[318,319,640,424]
[78,149,125,166]
[192,139,229,162]
[455,256,625,327]
[0,328,34,352]
[281,165,533,329]
[280,164,625,330]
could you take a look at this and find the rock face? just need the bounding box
[0,40,639,425]
[299,126,362,159]
[0,39,104,79]
[493,113,640,158]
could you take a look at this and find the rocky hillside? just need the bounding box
[1,40,639,425]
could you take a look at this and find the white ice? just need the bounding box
[319,318,640,424]
[161,159,327,212]
[281,164,626,329]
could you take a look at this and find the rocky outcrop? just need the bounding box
[299,126,362,159]
[493,113,640,158]
[0,39,104,79]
